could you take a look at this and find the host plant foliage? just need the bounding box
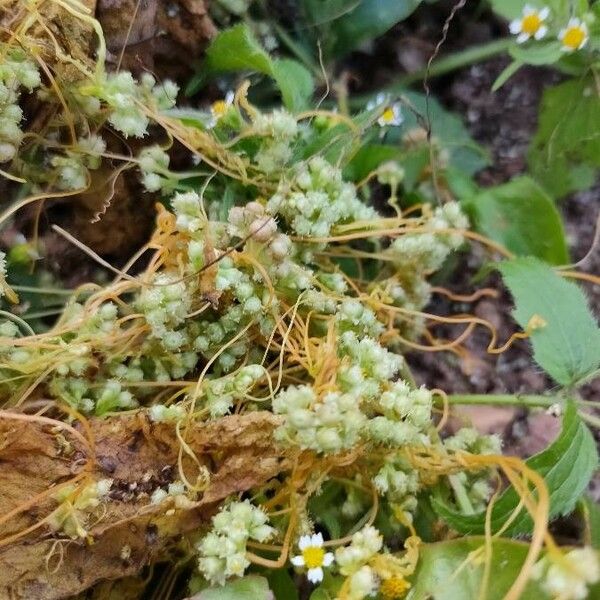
[0,2,599,600]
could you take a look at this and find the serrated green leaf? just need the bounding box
[194,576,271,600]
[433,403,598,535]
[195,25,313,111]
[464,176,569,265]
[407,537,551,599]
[499,257,600,385]
[529,77,600,198]
[329,0,422,57]
[205,24,274,76]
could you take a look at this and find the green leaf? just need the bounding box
[302,0,360,27]
[463,176,569,265]
[329,0,422,57]
[408,537,551,599]
[204,24,273,76]
[492,59,523,91]
[489,0,571,21]
[529,77,600,198]
[582,496,600,550]
[271,59,314,111]
[395,90,489,175]
[194,24,313,111]
[433,403,598,535]
[343,144,402,181]
[195,576,271,600]
[509,41,562,66]
[499,257,600,386]
[267,569,298,600]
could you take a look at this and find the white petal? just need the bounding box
[535,25,547,40]
[516,32,529,44]
[311,532,324,547]
[509,20,522,34]
[568,17,580,27]
[375,92,386,105]
[225,90,235,105]
[539,7,550,20]
[366,100,375,111]
[322,552,335,567]
[291,555,305,567]
[307,567,324,583]
[376,115,386,127]
[298,535,312,551]
[523,4,535,14]
[579,35,589,49]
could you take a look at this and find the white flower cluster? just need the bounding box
[95,379,137,415]
[137,273,192,340]
[373,459,420,513]
[0,50,41,162]
[267,157,376,237]
[228,201,277,242]
[337,332,403,400]
[388,202,468,274]
[335,526,383,599]
[273,385,366,454]
[204,364,265,417]
[171,190,206,234]
[336,299,384,338]
[49,478,113,539]
[51,134,106,190]
[252,109,298,173]
[367,381,432,447]
[533,547,600,600]
[444,427,502,511]
[83,72,178,138]
[148,403,186,423]
[138,145,171,193]
[197,500,275,585]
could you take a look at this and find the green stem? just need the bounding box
[272,23,323,79]
[349,37,513,107]
[448,474,475,515]
[446,394,557,409]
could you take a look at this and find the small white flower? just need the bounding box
[509,5,550,43]
[290,532,334,583]
[559,18,589,52]
[366,93,403,127]
[208,90,235,128]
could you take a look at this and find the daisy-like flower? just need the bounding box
[208,90,235,128]
[366,93,403,127]
[559,17,589,52]
[291,532,334,583]
[509,5,550,43]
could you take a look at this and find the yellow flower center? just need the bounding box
[211,100,228,117]
[562,26,585,49]
[381,107,395,123]
[521,13,542,35]
[380,577,411,599]
[302,546,325,569]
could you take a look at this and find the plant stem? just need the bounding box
[446,394,557,408]
[348,38,513,107]
[448,474,475,515]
